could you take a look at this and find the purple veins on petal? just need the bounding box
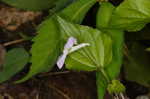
[56,37,90,69]
[57,53,67,69]
[57,37,77,69]
[64,37,77,49]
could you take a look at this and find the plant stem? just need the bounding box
[100,68,111,83]
[3,39,25,47]
[97,67,111,83]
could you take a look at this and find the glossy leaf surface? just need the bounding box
[57,16,113,71]
[110,0,150,31]
[96,3,124,98]
[96,2,115,29]
[59,0,96,24]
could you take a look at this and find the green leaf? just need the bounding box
[58,0,96,24]
[57,16,113,71]
[15,17,61,83]
[96,3,124,98]
[96,3,114,99]
[1,0,58,11]
[16,0,96,83]
[105,29,124,80]
[57,17,112,99]
[109,0,150,32]
[124,42,150,87]
[96,29,124,99]
[96,0,124,81]
[0,48,29,83]
[96,2,115,29]
[52,0,77,12]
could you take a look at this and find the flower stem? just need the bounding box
[100,68,111,83]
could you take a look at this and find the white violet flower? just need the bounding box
[57,37,90,69]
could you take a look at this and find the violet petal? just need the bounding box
[64,37,77,50]
[57,53,67,69]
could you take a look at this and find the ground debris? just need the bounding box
[0,4,42,31]
[0,93,14,99]
[0,72,97,99]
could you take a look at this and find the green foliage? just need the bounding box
[95,0,150,97]
[105,29,124,80]
[52,0,77,12]
[1,0,78,11]
[97,0,150,32]
[1,0,57,11]
[58,0,96,24]
[96,2,124,99]
[95,29,124,99]
[0,48,29,83]
[15,17,61,83]
[107,80,125,94]
[96,2,115,29]
[16,0,96,83]
[124,43,150,87]
[57,16,112,71]
[109,0,150,32]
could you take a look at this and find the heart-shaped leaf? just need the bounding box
[109,0,150,32]
[57,16,113,71]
